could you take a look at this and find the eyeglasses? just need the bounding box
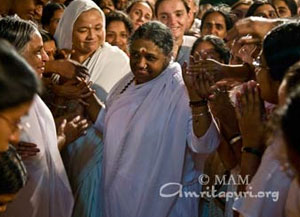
[0,114,28,134]
[252,55,270,71]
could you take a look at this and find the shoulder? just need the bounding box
[102,42,129,62]
[182,35,197,47]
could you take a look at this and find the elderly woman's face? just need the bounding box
[21,31,49,77]
[130,39,169,84]
[72,9,104,56]
[157,0,189,42]
[128,2,153,31]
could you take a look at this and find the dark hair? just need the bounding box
[245,0,278,17]
[0,145,27,194]
[129,21,173,56]
[263,21,300,81]
[127,0,154,17]
[106,11,134,35]
[271,0,298,16]
[191,35,231,64]
[280,86,300,158]
[155,0,190,17]
[41,2,65,27]
[40,29,55,43]
[200,5,233,31]
[284,61,300,95]
[0,39,40,111]
[0,16,37,53]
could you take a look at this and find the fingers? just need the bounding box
[17,142,40,159]
[58,119,67,135]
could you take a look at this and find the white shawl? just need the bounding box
[2,95,74,217]
[103,62,192,217]
[54,0,130,101]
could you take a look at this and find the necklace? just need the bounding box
[119,77,135,94]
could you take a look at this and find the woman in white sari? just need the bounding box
[54,1,130,216]
[0,17,74,217]
[92,21,219,217]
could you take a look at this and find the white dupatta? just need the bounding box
[103,62,192,217]
[2,95,74,217]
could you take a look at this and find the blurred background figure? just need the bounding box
[95,0,115,15]
[0,39,40,213]
[230,0,253,22]
[126,0,154,31]
[41,2,65,36]
[105,11,133,55]
[270,0,297,17]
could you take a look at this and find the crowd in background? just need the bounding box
[0,0,300,217]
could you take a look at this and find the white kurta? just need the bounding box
[2,95,74,217]
[95,62,219,217]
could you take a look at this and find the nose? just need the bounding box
[41,48,49,62]
[209,25,219,36]
[137,57,147,69]
[87,29,96,40]
[168,14,177,26]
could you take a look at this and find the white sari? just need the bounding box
[99,62,219,217]
[2,95,74,217]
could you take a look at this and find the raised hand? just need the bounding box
[235,80,266,150]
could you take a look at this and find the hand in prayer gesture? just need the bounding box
[235,80,266,150]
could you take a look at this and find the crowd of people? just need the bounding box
[0,0,299,217]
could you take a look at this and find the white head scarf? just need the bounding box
[54,0,106,50]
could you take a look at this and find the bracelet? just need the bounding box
[229,134,242,145]
[189,99,208,107]
[241,146,263,157]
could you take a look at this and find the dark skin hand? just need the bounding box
[14,142,40,160]
[51,78,93,100]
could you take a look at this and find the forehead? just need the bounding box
[44,40,56,49]
[255,4,276,13]
[195,41,215,51]
[204,12,226,24]
[233,3,251,11]
[273,0,289,7]
[157,0,187,13]
[131,2,152,13]
[107,21,127,31]
[74,9,103,26]
[131,39,164,55]
[26,31,43,50]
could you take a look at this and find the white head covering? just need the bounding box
[54,0,105,50]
